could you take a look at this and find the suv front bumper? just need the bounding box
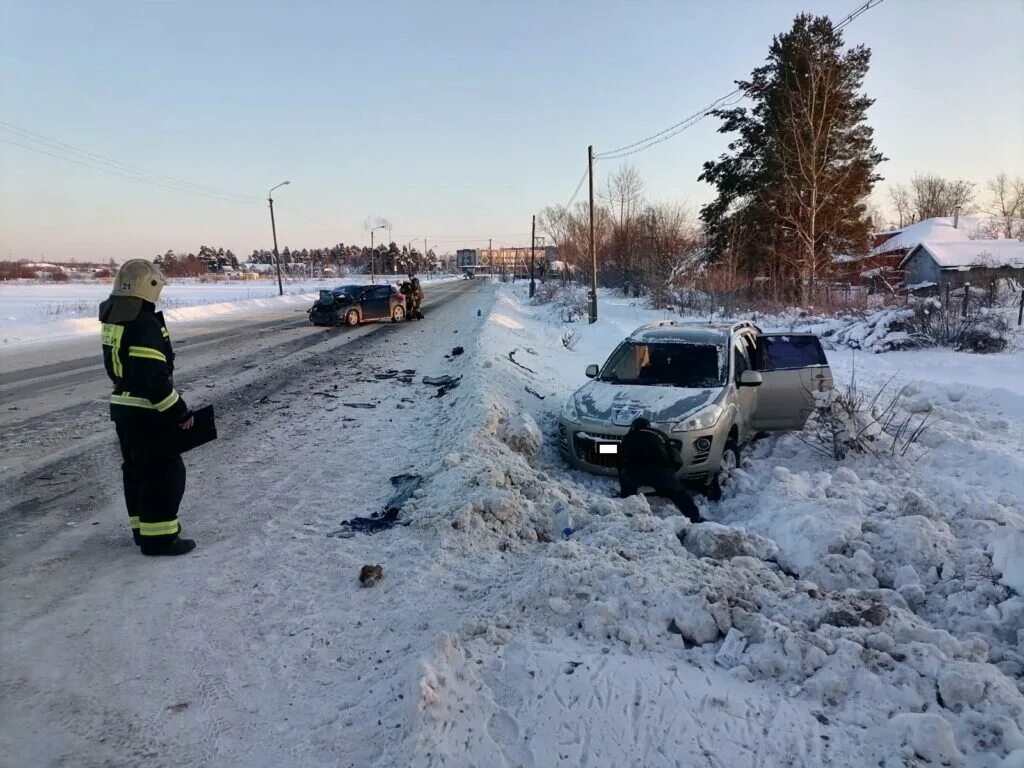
[557,417,725,481]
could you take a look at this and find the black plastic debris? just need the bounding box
[525,386,545,400]
[329,474,422,537]
[422,374,462,398]
[450,346,464,357]
[508,349,536,374]
[343,402,377,409]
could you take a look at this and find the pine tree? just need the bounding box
[699,14,885,302]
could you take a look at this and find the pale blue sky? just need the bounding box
[1,0,1021,262]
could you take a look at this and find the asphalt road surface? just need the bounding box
[0,278,484,550]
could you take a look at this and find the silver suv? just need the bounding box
[557,321,833,495]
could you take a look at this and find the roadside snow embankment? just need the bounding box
[402,283,1024,767]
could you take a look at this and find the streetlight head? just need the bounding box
[282,181,291,185]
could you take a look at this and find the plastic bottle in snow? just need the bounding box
[553,501,574,540]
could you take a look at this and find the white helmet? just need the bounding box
[111,259,167,303]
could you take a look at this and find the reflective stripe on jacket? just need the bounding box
[101,302,188,422]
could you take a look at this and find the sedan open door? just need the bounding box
[750,333,833,431]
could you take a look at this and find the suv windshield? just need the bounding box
[600,341,725,388]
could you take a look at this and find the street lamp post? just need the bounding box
[268,181,290,296]
[370,225,387,284]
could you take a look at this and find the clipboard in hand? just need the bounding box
[176,405,217,453]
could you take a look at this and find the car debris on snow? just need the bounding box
[422,374,462,397]
[507,348,537,374]
[359,564,384,587]
[343,402,377,409]
[329,474,422,537]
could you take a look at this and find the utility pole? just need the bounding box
[268,181,290,296]
[424,237,428,277]
[489,238,493,279]
[529,215,536,298]
[588,144,597,323]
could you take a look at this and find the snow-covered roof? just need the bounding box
[901,240,1024,270]
[870,216,1001,257]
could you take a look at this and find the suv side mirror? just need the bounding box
[585,364,599,379]
[738,370,763,387]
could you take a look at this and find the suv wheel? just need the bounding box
[391,304,406,322]
[706,438,740,501]
[345,309,360,327]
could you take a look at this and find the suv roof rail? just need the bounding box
[631,319,680,335]
[730,320,758,333]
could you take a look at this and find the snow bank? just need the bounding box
[402,281,1024,766]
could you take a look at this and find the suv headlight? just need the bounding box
[561,397,580,422]
[672,404,723,433]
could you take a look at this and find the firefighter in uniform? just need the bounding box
[99,260,196,556]
[410,276,424,320]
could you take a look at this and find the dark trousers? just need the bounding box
[115,419,186,544]
[620,467,702,523]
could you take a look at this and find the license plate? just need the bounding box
[598,444,618,455]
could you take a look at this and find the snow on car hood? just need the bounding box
[573,381,721,426]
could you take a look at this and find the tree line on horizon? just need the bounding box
[153,242,445,278]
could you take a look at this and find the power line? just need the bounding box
[0,137,259,205]
[594,0,887,161]
[0,121,263,203]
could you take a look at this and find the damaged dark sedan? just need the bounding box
[309,284,407,327]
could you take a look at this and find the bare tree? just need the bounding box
[601,165,645,294]
[984,172,1024,239]
[908,174,975,221]
[888,183,913,227]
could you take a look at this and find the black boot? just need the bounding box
[133,531,143,546]
[140,536,196,557]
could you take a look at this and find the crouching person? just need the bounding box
[100,259,196,556]
[618,417,703,523]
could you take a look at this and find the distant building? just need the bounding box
[901,240,1024,290]
[456,246,558,273]
[837,215,1022,291]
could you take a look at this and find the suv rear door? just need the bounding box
[750,333,833,431]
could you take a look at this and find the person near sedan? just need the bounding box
[399,279,414,320]
[410,276,424,320]
[99,259,197,556]
[618,417,703,523]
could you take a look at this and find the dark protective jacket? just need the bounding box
[100,297,189,424]
[619,426,681,471]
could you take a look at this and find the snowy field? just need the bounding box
[0,275,462,345]
[400,283,1024,766]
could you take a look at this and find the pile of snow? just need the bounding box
[816,306,919,352]
[399,281,1024,766]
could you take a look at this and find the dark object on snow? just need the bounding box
[175,405,217,454]
[525,386,545,400]
[450,346,464,356]
[343,402,377,409]
[619,419,702,523]
[423,374,462,398]
[507,348,536,374]
[359,564,384,587]
[329,474,422,537]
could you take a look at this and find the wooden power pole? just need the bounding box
[529,215,536,298]
[588,144,597,323]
